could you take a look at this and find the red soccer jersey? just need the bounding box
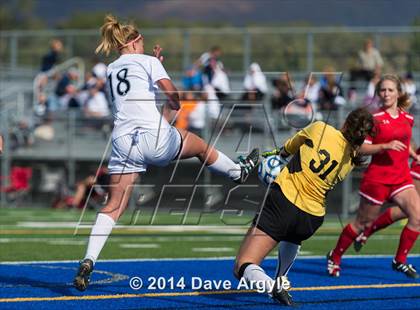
[363,108,414,184]
[411,147,420,178]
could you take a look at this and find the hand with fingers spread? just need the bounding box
[153,45,164,62]
[383,140,407,152]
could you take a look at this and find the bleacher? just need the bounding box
[1,25,420,215]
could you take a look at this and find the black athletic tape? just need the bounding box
[237,262,254,279]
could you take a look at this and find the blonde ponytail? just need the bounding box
[96,15,140,56]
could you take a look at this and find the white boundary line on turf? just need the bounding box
[1,254,420,265]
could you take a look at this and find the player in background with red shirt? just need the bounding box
[327,74,420,278]
[353,147,420,255]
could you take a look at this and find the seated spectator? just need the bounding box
[40,39,63,72]
[92,60,107,82]
[188,92,207,136]
[35,92,48,117]
[296,75,322,120]
[403,72,417,109]
[84,83,111,119]
[203,84,221,122]
[79,60,108,101]
[33,116,55,142]
[182,67,203,91]
[241,62,268,102]
[358,39,384,78]
[175,91,197,130]
[271,76,294,111]
[174,85,220,134]
[52,167,110,209]
[10,119,34,150]
[211,62,230,100]
[362,70,381,112]
[195,46,223,85]
[297,74,320,104]
[350,39,384,84]
[318,70,345,110]
[52,68,80,110]
[195,46,230,100]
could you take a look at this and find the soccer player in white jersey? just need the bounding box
[74,15,259,291]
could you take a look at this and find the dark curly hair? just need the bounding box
[342,108,375,166]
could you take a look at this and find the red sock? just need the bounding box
[331,224,358,264]
[364,208,394,238]
[395,226,420,264]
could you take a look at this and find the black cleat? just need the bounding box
[271,276,294,306]
[353,232,367,252]
[234,148,260,184]
[74,258,94,291]
[392,259,419,279]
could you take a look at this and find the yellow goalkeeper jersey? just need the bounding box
[274,121,354,217]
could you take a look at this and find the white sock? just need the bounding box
[207,151,240,180]
[84,213,115,265]
[275,241,300,277]
[243,264,276,294]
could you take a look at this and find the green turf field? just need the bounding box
[0,208,418,262]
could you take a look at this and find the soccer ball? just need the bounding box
[258,155,286,186]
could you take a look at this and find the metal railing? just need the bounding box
[2,26,420,74]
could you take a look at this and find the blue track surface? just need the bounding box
[0,256,419,309]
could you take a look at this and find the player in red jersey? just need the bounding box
[353,147,420,253]
[327,74,420,278]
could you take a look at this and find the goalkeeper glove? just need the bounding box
[261,147,282,158]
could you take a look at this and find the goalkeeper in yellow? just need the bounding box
[234,108,375,306]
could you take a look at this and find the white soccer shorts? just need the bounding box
[108,126,182,174]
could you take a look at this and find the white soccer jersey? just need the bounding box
[107,54,171,138]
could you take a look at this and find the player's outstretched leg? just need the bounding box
[354,207,403,252]
[176,128,259,183]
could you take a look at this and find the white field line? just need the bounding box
[16,221,248,232]
[46,240,86,245]
[119,244,160,249]
[0,235,402,243]
[192,247,234,252]
[1,254,419,265]
[13,221,405,231]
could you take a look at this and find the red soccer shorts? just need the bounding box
[359,177,414,205]
[411,167,420,181]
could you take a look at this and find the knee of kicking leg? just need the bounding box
[233,262,254,280]
[99,206,120,221]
